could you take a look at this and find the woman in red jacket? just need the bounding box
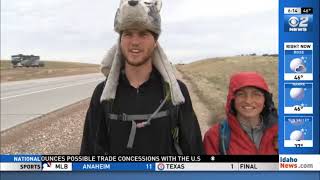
[203,72,278,155]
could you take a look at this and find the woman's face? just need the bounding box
[234,86,265,121]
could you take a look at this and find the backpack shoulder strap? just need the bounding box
[95,79,113,154]
[162,80,183,155]
[219,119,231,155]
[170,105,183,155]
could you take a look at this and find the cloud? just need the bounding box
[162,0,276,23]
[161,9,278,63]
[1,0,278,64]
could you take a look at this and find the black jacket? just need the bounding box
[80,70,204,155]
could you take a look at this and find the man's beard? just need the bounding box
[125,56,151,67]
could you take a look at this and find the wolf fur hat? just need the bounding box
[114,0,162,35]
[100,0,185,106]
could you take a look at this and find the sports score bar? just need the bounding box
[0,155,319,171]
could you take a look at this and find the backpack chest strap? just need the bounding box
[109,110,169,149]
[108,110,169,122]
[108,94,169,149]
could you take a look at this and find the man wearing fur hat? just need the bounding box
[80,0,203,155]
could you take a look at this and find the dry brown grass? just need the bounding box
[0,60,100,82]
[177,56,278,126]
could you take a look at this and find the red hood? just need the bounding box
[204,72,277,155]
[226,72,270,123]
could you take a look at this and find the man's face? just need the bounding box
[120,29,157,67]
[234,87,265,121]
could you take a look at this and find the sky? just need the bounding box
[1,0,278,64]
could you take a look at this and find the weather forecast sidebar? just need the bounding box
[279,0,319,155]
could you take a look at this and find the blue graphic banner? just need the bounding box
[279,0,319,154]
[72,162,155,171]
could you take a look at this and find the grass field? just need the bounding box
[0,60,100,82]
[177,55,278,126]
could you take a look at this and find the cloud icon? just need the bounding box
[290,88,305,101]
[290,58,307,73]
[290,130,304,141]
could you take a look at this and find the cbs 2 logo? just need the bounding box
[288,16,309,28]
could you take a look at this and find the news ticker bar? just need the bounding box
[0,155,279,162]
[0,155,319,171]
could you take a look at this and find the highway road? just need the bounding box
[0,73,105,131]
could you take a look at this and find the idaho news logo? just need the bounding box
[284,7,313,32]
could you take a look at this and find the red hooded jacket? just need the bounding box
[203,72,278,155]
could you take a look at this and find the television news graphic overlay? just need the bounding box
[279,0,319,155]
[279,155,320,171]
[0,155,42,171]
[284,116,313,147]
[284,7,313,32]
[68,155,279,171]
[42,162,72,171]
[284,82,313,114]
[1,155,320,171]
[154,162,277,171]
[0,155,282,171]
[284,43,313,81]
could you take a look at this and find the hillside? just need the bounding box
[177,56,278,126]
[0,60,100,82]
